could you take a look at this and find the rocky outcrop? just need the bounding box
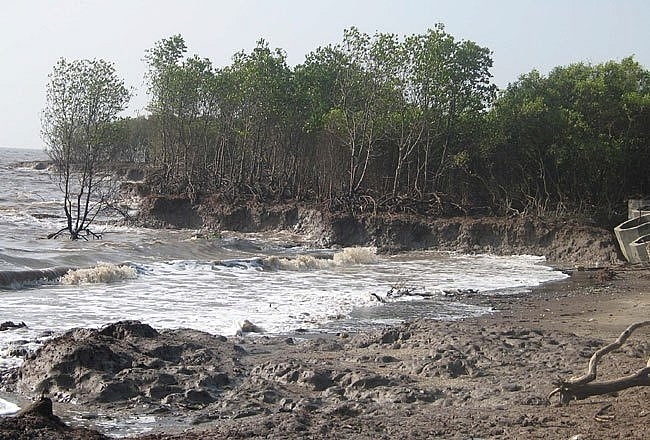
[10,321,243,409]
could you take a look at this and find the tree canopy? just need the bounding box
[42,58,131,239]
[482,57,650,217]
[98,28,650,222]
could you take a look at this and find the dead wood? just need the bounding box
[549,320,650,405]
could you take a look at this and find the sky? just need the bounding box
[1,0,649,149]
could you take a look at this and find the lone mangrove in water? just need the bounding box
[41,58,131,240]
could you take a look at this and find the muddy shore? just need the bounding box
[1,262,648,440]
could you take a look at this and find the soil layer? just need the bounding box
[140,198,621,268]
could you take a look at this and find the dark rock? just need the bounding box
[149,384,184,400]
[6,321,241,410]
[346,373,392,390]
[16,397,62,425]
[0,396,109,440]
[155,373,178,385]
[183,348,216,365]
[147,345,183,363]
[99,321,158,339]
[301,370,334,391]
[198,372,230,388]
[445,359,470,378]
[0,321,27,332]
[240,320,264,334]
[70,344,133,373]
[233,407,265,419]
[185,389,216,404]
[97,380,139,402]
[262,389,280,404]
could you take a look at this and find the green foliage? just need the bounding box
[133,30,648,220]
[42,58,131,239]
[482,57,650,217]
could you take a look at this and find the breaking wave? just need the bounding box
[262,247,378,271]
[333,246,378,265]
[60,263,137,285]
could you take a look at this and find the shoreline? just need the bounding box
[144,264,650,439]
[484,265,649,339]
[1,263,648,439]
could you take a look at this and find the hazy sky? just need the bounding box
[1,0,649,148]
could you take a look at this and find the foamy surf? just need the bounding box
[0,397,20,415]
[261,247,377,271]
[333,247,378,265]
[60,263,137,285]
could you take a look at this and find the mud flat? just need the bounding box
[0,263,648,439]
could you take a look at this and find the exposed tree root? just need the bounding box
[549,320,650,405]
[47,227,70,240]
[48,227,103,240]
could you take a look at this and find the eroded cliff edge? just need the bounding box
[138,196,620,268]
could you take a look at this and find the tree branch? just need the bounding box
[549,320,650,405]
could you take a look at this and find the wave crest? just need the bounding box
[333,246,378,265]
[61,263,137,285]
[263,247,377,271]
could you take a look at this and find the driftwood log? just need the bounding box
[549,320,650,405]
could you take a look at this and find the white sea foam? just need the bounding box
[60,263,137,285]
[0,397,20,415]
[70,413,157,438]
[263,247,377,271]
[333,247,378,265]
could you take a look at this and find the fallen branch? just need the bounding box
[549,320,650,405]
